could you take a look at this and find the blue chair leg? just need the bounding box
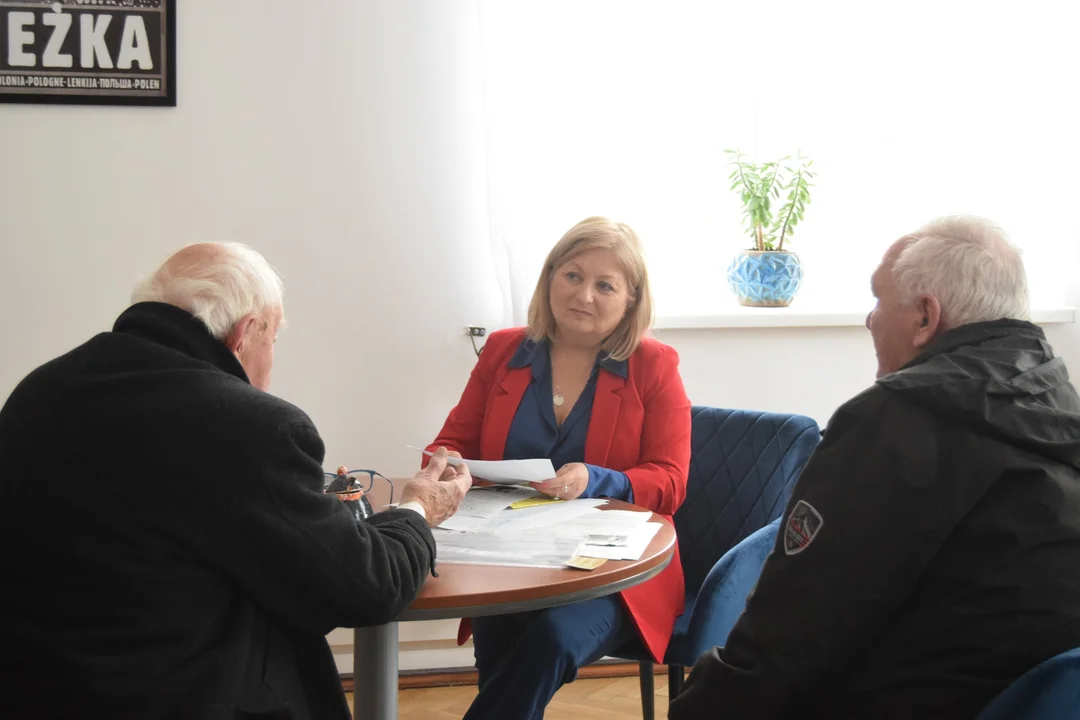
[668,663,685,701]
[638,661,654,720]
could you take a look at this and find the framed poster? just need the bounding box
[0,0,175,106]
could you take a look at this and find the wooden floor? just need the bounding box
[347,674,670,719]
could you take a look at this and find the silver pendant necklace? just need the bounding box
[552,352,595,408]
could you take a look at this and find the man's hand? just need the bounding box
[400,447,472,528]
[444,448,495,487]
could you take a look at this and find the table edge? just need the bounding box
[397,547,673,621]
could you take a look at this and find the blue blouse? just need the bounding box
[502,338,634,502]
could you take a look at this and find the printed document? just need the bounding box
[409,446,556,485]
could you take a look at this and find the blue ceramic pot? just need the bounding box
[726,251,803,307]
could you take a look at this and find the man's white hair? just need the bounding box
[893,216,1030,328]
[131,242,285,339]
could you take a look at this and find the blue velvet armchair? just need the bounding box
[613,406,821,720]
[976,647,1080,719]
[667,516,782,666]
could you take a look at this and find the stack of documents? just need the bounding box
[566,511,662,560]
[413,452,665,569]
[433,485,664,569]
[432,530,585,569]
[437,486,540,532]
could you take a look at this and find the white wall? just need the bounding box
[660,315,1080,432]
[0,0,501,672]
[0,0,502,453]
[2,0,1078,675]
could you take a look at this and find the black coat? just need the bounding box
[0,303,436,719]
[671,319,1080,719]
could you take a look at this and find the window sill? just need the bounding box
[654,306,1076,330]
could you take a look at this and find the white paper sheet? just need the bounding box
[409,446,556,485]
[576,522,663,560]
[437,486,538,532]
[485,499,607,534]
[456,457,557,484]
[585,509,653,524]
[522,508,649,538]
[433,528,581,568]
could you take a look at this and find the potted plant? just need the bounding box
[724,149,815,307]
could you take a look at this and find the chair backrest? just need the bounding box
[674,406,821,595]
[976,647,1080,720]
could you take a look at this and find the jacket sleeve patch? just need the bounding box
[784,500,824,555]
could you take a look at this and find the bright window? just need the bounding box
[478,0,1080,321]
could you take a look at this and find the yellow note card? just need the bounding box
[566,556,608,571]
[509,496,565,510]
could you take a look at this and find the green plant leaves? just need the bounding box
[726,147,811,252]
[725,146,794,253]
[769,151,815,251]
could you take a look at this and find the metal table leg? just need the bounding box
[353,622,399,720]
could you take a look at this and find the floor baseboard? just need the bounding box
[341,660,668,692]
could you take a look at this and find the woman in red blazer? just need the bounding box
[427,217,691,719]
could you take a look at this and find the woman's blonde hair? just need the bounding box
[526,216,653,361]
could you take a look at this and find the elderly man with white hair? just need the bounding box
[671,216,1080,719]
[0,242,471,719]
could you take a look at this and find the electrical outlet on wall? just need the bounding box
[465,326,486,357]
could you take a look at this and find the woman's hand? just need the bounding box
[531,462,590,500]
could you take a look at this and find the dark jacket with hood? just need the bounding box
[0,302,436,719]
[670,319,1080,719]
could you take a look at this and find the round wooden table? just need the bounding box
[352,500,676,720]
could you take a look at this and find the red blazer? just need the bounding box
[428,327,691,662]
